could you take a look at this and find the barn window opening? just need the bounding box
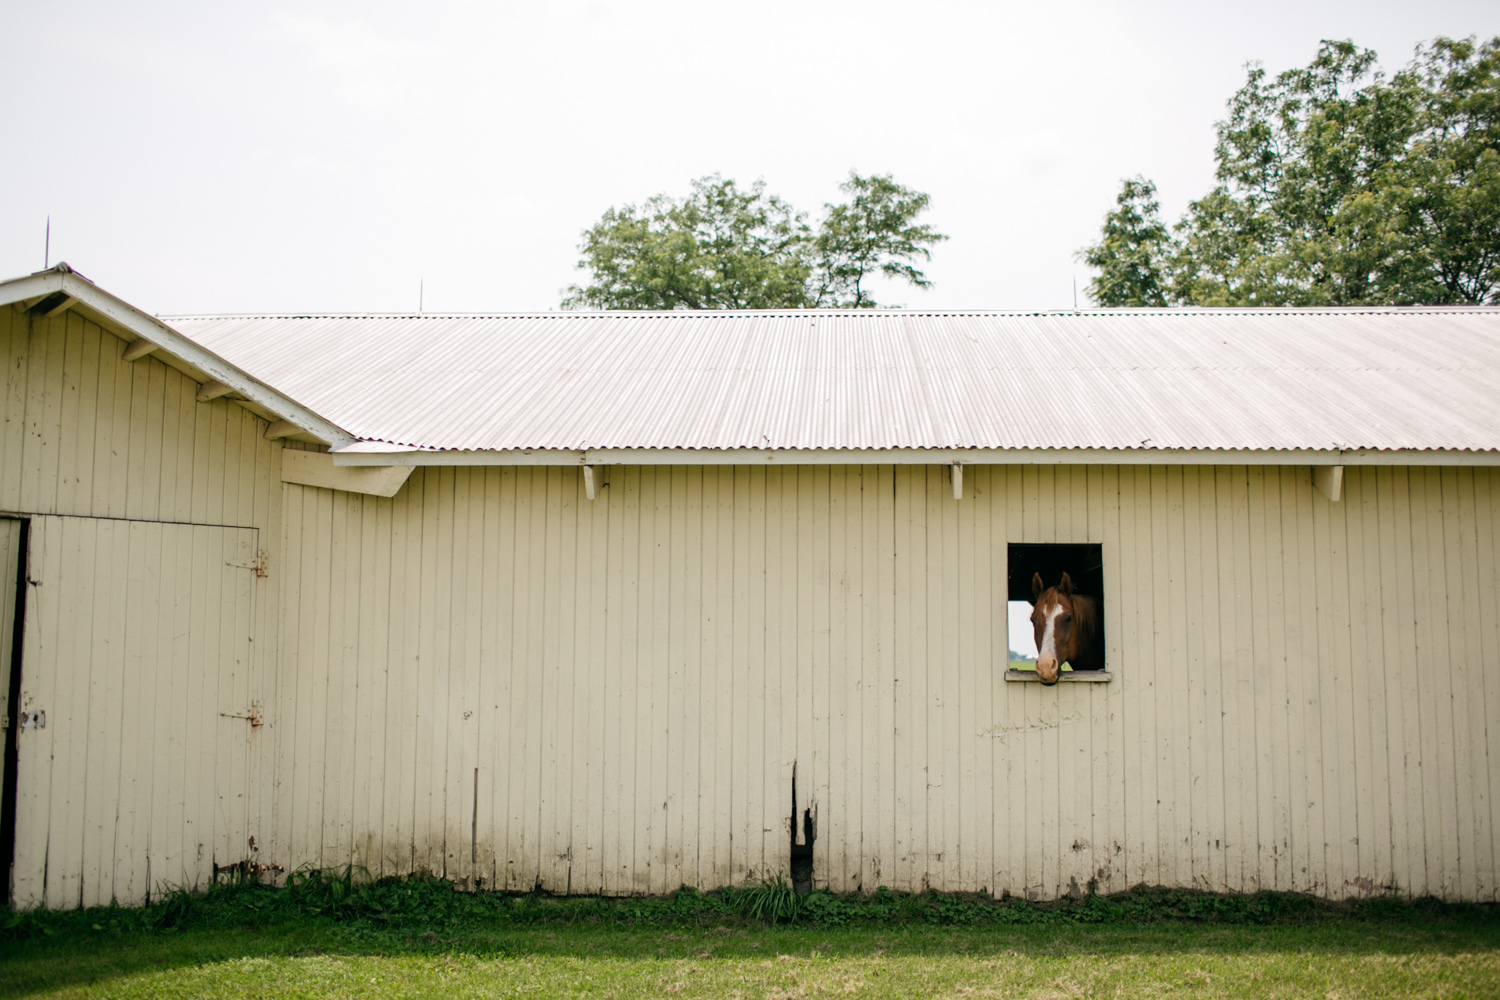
[1005,543,1108,683]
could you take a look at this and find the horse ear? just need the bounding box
[1059,572,1074,596]
[1030,572,1044,601]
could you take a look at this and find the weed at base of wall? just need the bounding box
[2,868,1493,945]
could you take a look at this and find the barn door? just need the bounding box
[10,516,259,909]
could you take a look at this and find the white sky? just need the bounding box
[2,1,1496,315]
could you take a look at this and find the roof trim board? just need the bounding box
[329,446,1500,468]
[0,266,355,448]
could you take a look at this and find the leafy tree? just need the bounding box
[1356,37,1500,304]
[563,172,946,309]
[1171,40,1421,306]
[1080,36,1500,306]
[1077,177,1172,306]
[809,173,948,308]
[561,175,809,310]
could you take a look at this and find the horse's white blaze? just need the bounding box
[1038,604,1065,663]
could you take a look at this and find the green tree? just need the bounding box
[809,172,948,308]
[1077,177,1172,306]
[561,175,809,310]
[563,172,946,310]
[1080,36,1500,306]
[1172,40,1420,306]
[1356,37,1500,303]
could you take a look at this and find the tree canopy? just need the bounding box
[1077,177,1172,307]
[1080,36,1500,306]
[562,172,946,310]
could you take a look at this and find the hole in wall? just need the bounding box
[789,762,816,894]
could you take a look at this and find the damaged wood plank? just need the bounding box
[790,762,816,894]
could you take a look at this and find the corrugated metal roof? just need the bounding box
[164,308,1500,454]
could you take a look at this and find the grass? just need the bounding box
[3,874,1498,998]
[5,921,1498,998]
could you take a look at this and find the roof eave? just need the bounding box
[0,265,356,448]
[329,446,1500,468]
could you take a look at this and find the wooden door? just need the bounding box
[10,516,259,909]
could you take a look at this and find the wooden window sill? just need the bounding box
[1004,670,1113,683]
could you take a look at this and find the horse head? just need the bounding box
[1030,571,1084,685]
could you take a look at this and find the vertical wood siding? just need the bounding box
[276,463,1500,901]
[0,305,281,908]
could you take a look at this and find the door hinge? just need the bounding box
[220,701,263,727]
[226,551,268,577]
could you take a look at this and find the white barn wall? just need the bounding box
[273,463,1500,901]
[0,305,282,908]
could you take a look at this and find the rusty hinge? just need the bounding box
[226,551,269,578]
[221,701,263,727]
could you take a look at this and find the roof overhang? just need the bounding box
[7,270,1497,468]
[329,445,1500,467]
[0,265,354,448]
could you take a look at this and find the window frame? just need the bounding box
[1003,542,1110,684]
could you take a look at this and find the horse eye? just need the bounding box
[1064,615,1073,624]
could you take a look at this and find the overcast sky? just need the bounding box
[3,1,1496,315]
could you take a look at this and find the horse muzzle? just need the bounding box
[1035,657,1061,685]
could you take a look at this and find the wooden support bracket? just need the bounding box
[196,380,233,403]
[1312,464,1344,502]
[39,294,76,318]
[952,463,963,500]
[264,419,300,440]
[121,338,158,361]
[281,450,413,497]
[583,465,598,501]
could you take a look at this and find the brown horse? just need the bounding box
[1029,572,1100,685]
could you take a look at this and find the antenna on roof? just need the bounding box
[44,216,50,269]
[419,278,424,315]
[1073,275,1078,311]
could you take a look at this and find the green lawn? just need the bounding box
[4,919,1499,999]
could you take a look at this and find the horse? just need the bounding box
[1029,572,1100,685]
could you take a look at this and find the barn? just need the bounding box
[2,262,1499,910]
